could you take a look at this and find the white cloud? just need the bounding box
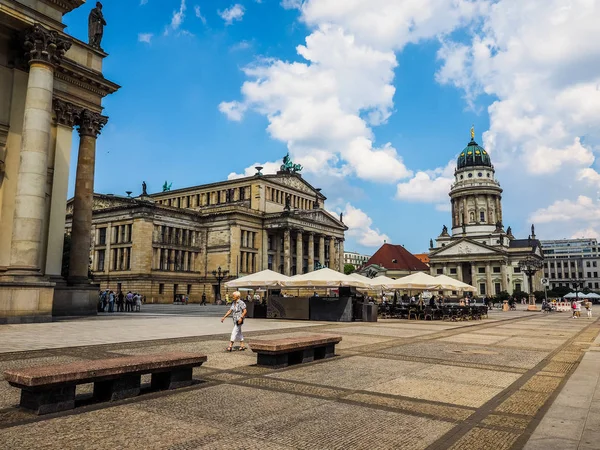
[218,101,247,122]
[163,0,187,36]
[194,5,207,24]
[227,161,280,180]
[572,228,600,240]
[531,196,600,224]
[230,40,252,51]
[140,0,148,5]
[138,33,153,44]
[396,160,454,208]
[219,4,245,25]
[336,203,390,248]
[281,0,302,9]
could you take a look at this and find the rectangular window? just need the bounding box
[579,272,583,278]
[98,228,106,245]
[480,211,485,222]
[127,224,132,242]
[97,250,105,271]
[495,283,501,295]
[479,283,486,295]
[159,283,164,294]
[588,272,592,278]
[514,266,521,273]
[571,262,576,268]
[587,261,591,267]
[450,268,457,275]
[240,187,245,200]
[268,254,273,270]
[551,262,555,268]
[515,283,521,292]
[187,284,192,295]
[594,272,598,278]
[594,261,598,268]
[493,267,501,273]
[478,267,486,274]
[436,268,443,274]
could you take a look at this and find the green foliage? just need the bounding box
[534,290,546,301]
[547,285,571,298]
[344,264,356,275]
[495,290,510,301]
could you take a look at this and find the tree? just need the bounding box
[344,264,356,275]
[495,290,510,301]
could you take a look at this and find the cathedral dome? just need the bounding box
[457,139,492,170]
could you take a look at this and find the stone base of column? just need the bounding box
[0,278,55,324]
[53,280,99,317]
[527,294,538,311]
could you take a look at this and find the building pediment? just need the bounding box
[431,238,504,258]
[265,209,347,232]
[67,194,135,215]
[267,174,324,198]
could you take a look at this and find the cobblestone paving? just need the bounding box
[0,311,598,449]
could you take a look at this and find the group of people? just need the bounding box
[570,300,593,318]
[99,290,144,312]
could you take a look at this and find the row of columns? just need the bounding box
[452,194,502,228]
[272,229,344,276]
[5,24,107,284]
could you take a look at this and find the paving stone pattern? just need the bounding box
[0,310,598,449]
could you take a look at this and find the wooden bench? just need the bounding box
[3,352,207,415]
[249,334,342,369]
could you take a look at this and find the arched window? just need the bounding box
[480,210,486,222]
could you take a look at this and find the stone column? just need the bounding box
[457,264,463,282]
[274,232,281,273]
[308,233,315,272]
[319,235,325,268]
[283,228,291,276]
[328,238,335,269]
[500,262,507,292]
[486,262,493,296]
[338,238,344,273]
[68,110,108,283]
[296,230,303,275]
[9,25,71,274]
[44,99,80,276]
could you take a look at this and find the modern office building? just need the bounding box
[540,239,600,290]
[343,251,371,269]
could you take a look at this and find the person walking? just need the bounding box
[220,291,247,352]
[201,292,207,306]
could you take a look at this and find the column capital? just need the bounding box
[53,98,82,128]
[77,109,108,137]
[24,24,72,68]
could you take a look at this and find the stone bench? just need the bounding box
[249,334,342,369]
[3,352,207,415]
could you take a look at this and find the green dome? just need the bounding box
[457,139,492,169]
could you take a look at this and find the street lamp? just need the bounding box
[570,278,583,301]
[518,256,544,311]
[211,266,229,304]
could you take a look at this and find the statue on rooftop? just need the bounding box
[339,212,343,223]
[88,2,106,49]
[284,194,291,211]
[162,181,172,192]
[430,238,434,248]
[441,225,448,236]
[280,153,302,173]
[142,181,147,196]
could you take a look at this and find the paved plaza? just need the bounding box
[0,308,599,449]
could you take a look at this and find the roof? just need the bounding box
[364,244,430,272]
[457,139,492,169]
[509,238,541,250]
[414,253,430,264]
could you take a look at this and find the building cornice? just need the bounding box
[40,0,84,14]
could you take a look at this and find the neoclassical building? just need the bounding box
[428,130,543,297]
[65,165,347,303]
[0,1,119,322]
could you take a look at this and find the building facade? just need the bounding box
[66,167,347,303]
[343,251,371,269]
[428,130,543,297]
[540,239,600,291]
[0,1,119,322]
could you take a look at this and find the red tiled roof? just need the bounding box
[364,244,430,272]
[414,253,430,264]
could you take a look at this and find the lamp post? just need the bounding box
[211,266,229,304]
[518,256,544,311]
[570,278,583,302]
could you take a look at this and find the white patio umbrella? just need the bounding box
[368,276,398,287]
[584,292,600,299]
[384,272,440,290]
[434,275,477,292]
[563,292,587,299]
[224,269,290,289]
[280,268,372,289]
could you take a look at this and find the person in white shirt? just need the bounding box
[221,291,247,352]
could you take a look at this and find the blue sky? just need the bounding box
[63,0,600,255]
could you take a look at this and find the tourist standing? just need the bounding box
[221,291,247,352]
[117,291,124,312]
[201,292,207,306]
[585,300,592,318]
[135,293,142,312]
[108,290,115,312]
[126,291,133,312]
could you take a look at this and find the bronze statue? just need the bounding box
[441,225,448,235]
[88,2,106,49]
[142,181,147,195]
[507,226,513,236]
[430,239,434,248]
[280,153,302,173]
[339,212,343,223]
[284,194,291,211]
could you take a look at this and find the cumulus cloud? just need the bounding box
[335,203,390,248]
[227,161,280,180]
[529,196,600,240]
[396,160,455,209]
[164,0,187,35]
[219,4,245,25]
[138,33,153,44]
